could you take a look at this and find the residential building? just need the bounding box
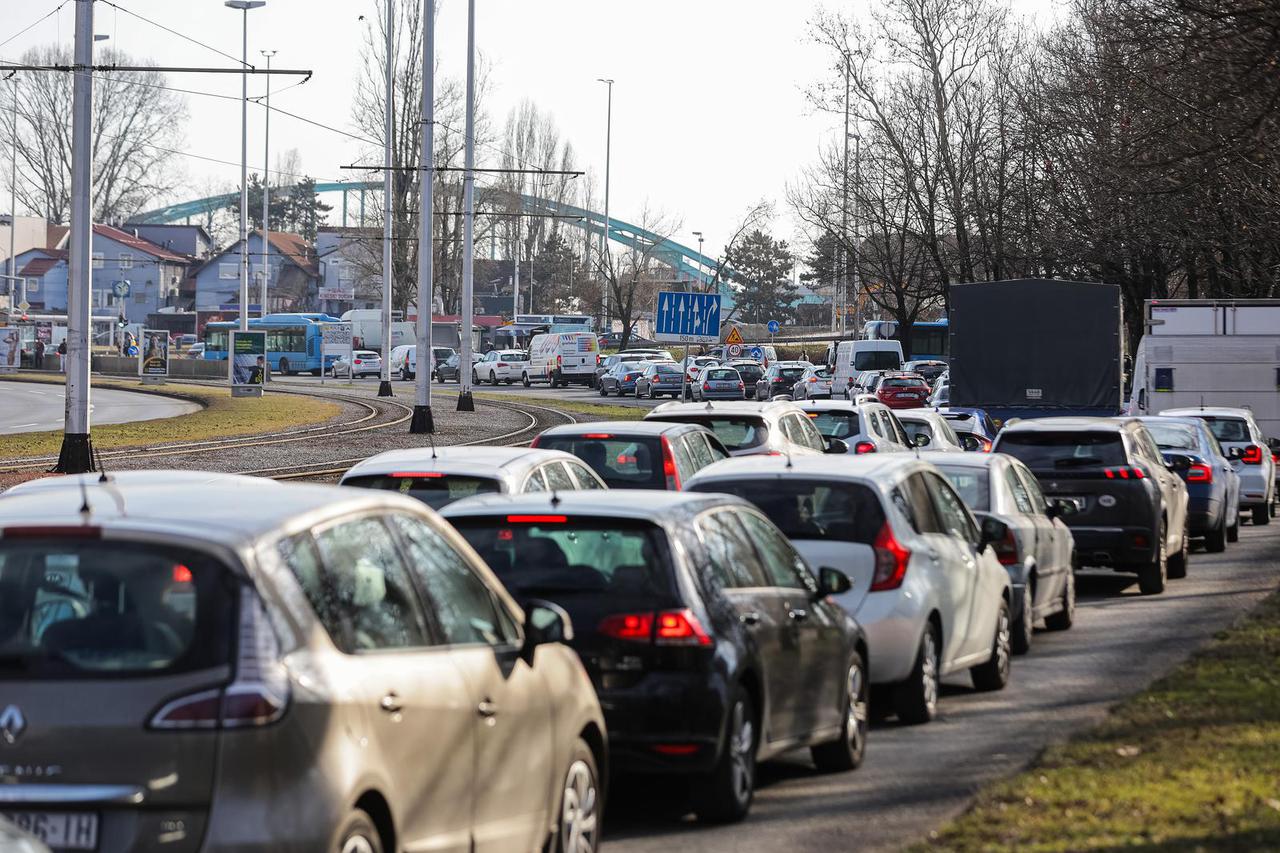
[121,222,214,259]
[190,230,320,313]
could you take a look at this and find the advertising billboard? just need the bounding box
[230,329,267,392]
[139,329,170,378]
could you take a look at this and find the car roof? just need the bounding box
[646,400,801,419]
[1160,407,1255,420]
[342,446,580,479]
[438,489,735,521]
[0,471,419,549]
[539,419,700,437]
[999,416,1125,432]
[684,453,923,485]
[913,450,1001,470]
[1135,415,1210,429]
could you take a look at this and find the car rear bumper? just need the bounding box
[596,672,728,774]
[850,590,928,684]
[699,390,744,399]
[1067,525,1158,568]
[1237,469,1273,507]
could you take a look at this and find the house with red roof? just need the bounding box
[189,230,321,314]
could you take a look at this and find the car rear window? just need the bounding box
[734,364,763,379]
[343,473,502,509]
[0,540,232,679]
[705,369,738,381]
[500,352,528,362]
[449,517,675,597]
[690,479,885,544]
[854,350,900,370]
[654,365,682,376]
[807,411,860,439]
[1198,416,1251,443]
[1145,423,1198,450]
[882,377,927,388]
[652,416,768,452]
[997,432,1127,469]
[777,367,806,380]
[934,466,991,510]
[535,435,665,489]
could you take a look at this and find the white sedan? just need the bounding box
[474,349,530,385]
[331,350,382,378]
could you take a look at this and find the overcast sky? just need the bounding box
[4,0,1065,257]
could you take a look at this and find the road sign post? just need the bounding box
[654,290,721,402]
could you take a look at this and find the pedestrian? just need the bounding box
[57,339,67,373]
[34,338,45,369]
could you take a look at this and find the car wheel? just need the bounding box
[1138,519,1168,595]
[400,366,410,381]
[599,383,609,397]
[491,372,500,386]
[1227,516,1239,543]
[1252,504,1271,526]
[1204,513,1227,553]
[1044,569,1075,631]
[1011,583,1033,656]
[892,621,940,725]
[647,386,656,399]
[970,598,1012,692]
[810,651,868,773]
[694,686,756,823]
[550,739,601,853]
[1167,525,1189,579]
[332,810,383,853]
[472,369,479,385]
[522,372,531,388]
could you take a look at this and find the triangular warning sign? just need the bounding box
[724,326,744,345]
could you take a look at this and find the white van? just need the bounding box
[832,340,904,399]
[525,331,599,387]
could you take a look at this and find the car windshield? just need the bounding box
[450,517,674,597]
[807,411,860,439]
[935,467,991,510]
[854,350,900,370]
[1198,416,1251,443]
[0,541,231,679]
[534,435,666,489]
[652,416,767,451]
[997,432,1127,469]
[342,473,503,509]
[693,479,886,544]
[1145,423,1199,450]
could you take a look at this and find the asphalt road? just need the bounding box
[0,381,199,435]
[282,372,668,410]
[602,522,1280,852]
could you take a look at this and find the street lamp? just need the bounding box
[597,78,613,330]
[226,0,265,332]
[260,48,276,319]
[691,231,704,293]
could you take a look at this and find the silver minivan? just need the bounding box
[0,472,606,853]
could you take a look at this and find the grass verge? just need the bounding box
[0,374,341,460]
[917,590,1280,852]
[472,392,647,422]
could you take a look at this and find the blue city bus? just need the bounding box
[203,313,343,375]
[863,318,949,361]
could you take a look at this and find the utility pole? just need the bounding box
[851,132,860,333]
[597,78,613,331]
[226,1,265,332]
[840,58,850,338]
[457,0,476,411]
[512,211,520,319]
[6,76,15,310]
[55,0,94,473]
[377,0,394,398]
[410,0,435,433]
[260,48,275,318]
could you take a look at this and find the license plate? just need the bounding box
[1,811,99,850]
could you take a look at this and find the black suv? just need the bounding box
[993,417,1191,595]
[442,491,868,823]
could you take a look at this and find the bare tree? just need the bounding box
[594,206,682,350]
[2,45,188,224]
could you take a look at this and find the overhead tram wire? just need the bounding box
[96,0,248,68]
[0,0,70,53]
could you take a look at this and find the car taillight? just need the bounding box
[737,381,744,390]
[530,436,542,448]
[661,435,682,490]
[1241,444,1264,464]
[557,355,563,367]
[497,362,508,368]
[854,440,876,454]
[870,521,910,591]
[598,608,712,646]
[977,437,993,452]
[993,527,1019,566]
[150,587,289,730]
[807,377,818,383]
[353,359,362,364]
[1187,463,1213,482]
[1104,466,1145,480]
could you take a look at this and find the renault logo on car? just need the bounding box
[0,705,26,745]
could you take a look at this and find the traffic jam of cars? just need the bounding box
[2,294,1278,853]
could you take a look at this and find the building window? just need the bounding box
[91,252,104,269]
[119,253,133,270]
[219,263,238,280]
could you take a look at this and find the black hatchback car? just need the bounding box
[441,491,868,823]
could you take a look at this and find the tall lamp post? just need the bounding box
[410,0,436,433]
[6,76,16,307]
[597,78,613,331]
[692,230,704,293]
[456,0,477,411]
[226,0,265,334]
[260,48,275,318]
[377,0,394,398]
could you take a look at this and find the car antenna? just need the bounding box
[549,490,561,508]
[77,475,92,519]
[428,430,438,460]
[95,445,109,483]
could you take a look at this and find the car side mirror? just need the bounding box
[521,599,574,663]
[1045,498,1074,520]
[1165,453,1192,472]
[816,566,852,597]
[977,515,1008,553]
[823,437,850,454]
[913,433,931,448]
[959,434,982,452]
[1225,445,1243,460]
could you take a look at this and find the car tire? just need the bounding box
[522,372,531,388]
[492,372,501,386]
[892,621,940,725]
[694,685,756,823]
[1138,519,1168,595]
[332,810,384,853]
[1253,504,1271,526]
[472,369,479,385]
[970,598,1012,692]
[1167,524,1189,579]
[1011,583,1033,656]
[1205,514,1227,553]
[549,738,602,853]
[810,651,869,773]
[599,384,609,397]
[1044,569,1075,631]
[1227,516,1239,543]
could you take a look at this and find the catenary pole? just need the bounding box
[236,6,250,330]
[55,0,95,473]
[377,0,395,397]
[456,0,476,411]
[598,78,613,332]
[6,77,15,309]
[410,0,435,433]
[260,49,275,317]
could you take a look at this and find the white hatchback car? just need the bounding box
[686,454,1014,724]
[796,399,912,454]
[474,349,531,385]
[896,408,967,452]
[331,349,382,378]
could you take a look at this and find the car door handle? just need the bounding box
[477,699,498,719]
[379,693,403,714]
[787,607,809,622]
[739,611,762,626]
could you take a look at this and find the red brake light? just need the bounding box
[497,362,508,368]
[172,564,193,583]
[599,609,712,646]
[581,433,614,439]
[1241,444,1264,464]
[661,435,681,490]
[993,527,1019,566]
[870,521,910,591]
[391,471,444,478]
[506,514,568,523]
[2,525,101,539]
[854,440,876,454]
[1186,463,1213,482]
[1104,466,1145,480]
[651,744,701,756]
[598,612,653,641]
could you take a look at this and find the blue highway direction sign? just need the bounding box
[654,291,722,344]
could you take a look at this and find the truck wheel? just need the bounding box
[1138,520,1168,595]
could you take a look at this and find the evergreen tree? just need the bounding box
[728,230,798,323]
[226,174,333,242]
